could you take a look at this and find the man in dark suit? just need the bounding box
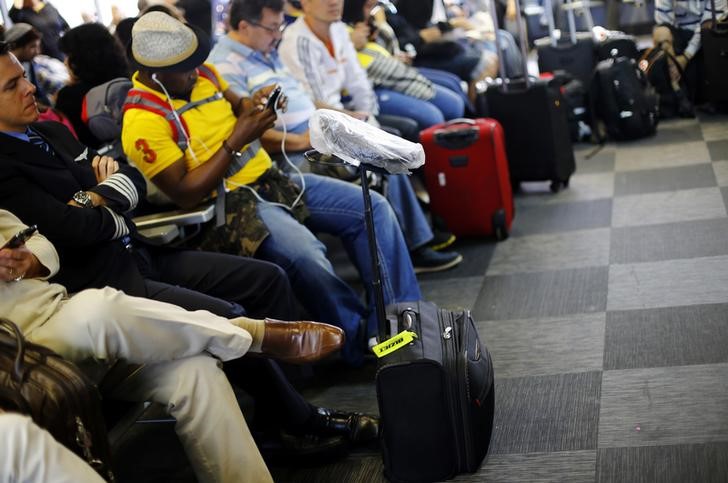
[0,39,377,457]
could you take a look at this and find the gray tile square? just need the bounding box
[604,303,728,370]
[516,172,615,206]
[615,141,711,172]
[598,364,728,448]
[611,187,726,228]
[455,450,597,483]
[510,199,613,237]
[713,161,728,186]
[723,186,728,212]
[701,118,728,141]
[597,443,728,483]
[419,276,483,311]
[474,267,608,320]
[609,218,728,264]
[607,255,728,311]
[491,372,601,454]
[614,164,717,197]
[478,313,605,378]
[708,139,728,161]
[488,228,610,275]
[574,145,616,174]
[619,118,703,147]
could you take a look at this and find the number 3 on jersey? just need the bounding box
[135,139,157,163]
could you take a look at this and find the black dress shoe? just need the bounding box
[312,407,379,444]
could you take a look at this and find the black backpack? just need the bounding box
[591,56,659,141]
[638,46,694,118]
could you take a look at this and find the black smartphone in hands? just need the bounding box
[265,85,283,111]
[1,225,38,250]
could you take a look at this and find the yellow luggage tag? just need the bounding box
[373,330,418,358]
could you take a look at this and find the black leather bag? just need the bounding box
[377,301,495,483]
[0,318,115,481]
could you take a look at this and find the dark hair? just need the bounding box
[342,0,368,24]
[0,41,9,56]
[229,0,284,29]
[59,23,130,86]
[11,28,42,49]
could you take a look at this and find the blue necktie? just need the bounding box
[26,128,54,155]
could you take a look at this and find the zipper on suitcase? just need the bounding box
[456,312,475,469]
[441,309,468,470]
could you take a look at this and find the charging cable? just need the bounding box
[225,87,307,212]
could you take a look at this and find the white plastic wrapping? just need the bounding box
[309,109,425,174]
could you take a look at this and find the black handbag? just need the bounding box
[0,318,115,481]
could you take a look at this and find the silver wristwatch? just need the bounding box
[72,191,94,208]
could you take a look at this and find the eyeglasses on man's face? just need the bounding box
[247,21,286,34]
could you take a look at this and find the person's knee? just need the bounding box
[653,25,674,48]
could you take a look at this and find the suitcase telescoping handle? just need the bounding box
[360,168,388,340]
[543,0,595,46]
[488,0,531,90]
[0,318,28,382]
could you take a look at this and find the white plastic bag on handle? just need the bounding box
[309,109,425,175]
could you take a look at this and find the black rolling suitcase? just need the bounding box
[377,302,495,482]
[305,150,496,482]
[535,0,596,86]
[702,0,728,103]
[487,0,576,192]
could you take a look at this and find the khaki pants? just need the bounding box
[27,287,272,483]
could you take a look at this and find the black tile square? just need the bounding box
[473,267,608,320]
[597,443,728,483]
[610,218,728,264]
[490,372,602,454]
[708,140,728,161]
[604,303,728,370]
[614,164,717,197]
[510,199,613,237]
[417,238,497,281]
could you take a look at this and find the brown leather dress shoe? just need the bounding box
[260,319,345,364]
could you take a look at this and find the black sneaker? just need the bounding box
[428,229,456,251]
[411,247,463,274]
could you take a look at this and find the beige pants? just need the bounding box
[27,287,272,483]
[0,412,105,483]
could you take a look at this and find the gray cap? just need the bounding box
[4,23,35,44]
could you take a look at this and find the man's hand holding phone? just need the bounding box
[0,225,42,282]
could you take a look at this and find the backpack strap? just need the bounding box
[197,64,222,91]
[123,89,191,152]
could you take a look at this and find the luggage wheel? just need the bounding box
[492,210,509,242]
[550,178,569,193]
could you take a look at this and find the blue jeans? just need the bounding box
[386,173,433,250]
[255,173,421,365]
[417,67,474,114]
[375,84,465,130]
[271,153,434,251]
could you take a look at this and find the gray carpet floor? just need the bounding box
[114,113,728,482]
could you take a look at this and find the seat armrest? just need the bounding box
[132,204,215,230]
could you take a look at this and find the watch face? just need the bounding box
[74,191,92,208]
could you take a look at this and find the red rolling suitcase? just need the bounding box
[420,118,514,240]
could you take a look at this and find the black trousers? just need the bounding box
[131,247,316,429]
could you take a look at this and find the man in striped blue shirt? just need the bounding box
[208,0,464,275]
[653,0,727,101]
